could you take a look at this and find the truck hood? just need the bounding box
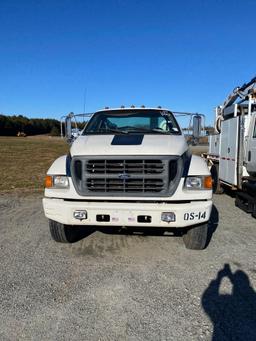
[70,134,188,157]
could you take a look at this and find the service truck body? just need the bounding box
[43,107,213,249]
[204,76,256,217]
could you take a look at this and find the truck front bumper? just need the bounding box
[43,198,212,228]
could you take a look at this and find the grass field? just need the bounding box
[0,136,68,192]
[0,136,207,193]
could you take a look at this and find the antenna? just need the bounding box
[83,88,87,114]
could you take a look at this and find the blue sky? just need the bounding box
[0,0,256,125]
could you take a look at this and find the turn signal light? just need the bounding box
[204,176,213,189]
[45,175,53,188]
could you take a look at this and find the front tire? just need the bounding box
[182,223,208,250]
[49,219,78,243]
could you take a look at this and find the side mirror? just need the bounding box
[192,115,201,139]
[61,112,92,143]
[65,114,73,143]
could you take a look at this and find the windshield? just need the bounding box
[83,110,181,135]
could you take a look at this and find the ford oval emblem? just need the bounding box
[118,173,130,180]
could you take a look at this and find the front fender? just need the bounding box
[47,155,67,175]
[188,155,210,176]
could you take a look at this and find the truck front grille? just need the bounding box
[71,156,181,197]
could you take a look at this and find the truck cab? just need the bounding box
[43,107,213,249]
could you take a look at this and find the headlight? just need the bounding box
[45,175,69,188]
[185,176,212,190]
[53,175,69,188]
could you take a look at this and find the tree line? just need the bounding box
[0,114,61,136]
[0,113,214,137]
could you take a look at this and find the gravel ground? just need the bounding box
[0,193,256,340]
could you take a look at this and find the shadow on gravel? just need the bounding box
[69,226,96,242]
[99,226,183,237]
[202,264,256,340]
[222,187,237,198]
[206,205,219,247]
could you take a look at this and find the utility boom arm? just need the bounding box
[217,76,256,117]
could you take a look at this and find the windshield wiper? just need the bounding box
[126,127,170,134]
[98,128,129,135]
[150,128,170,134]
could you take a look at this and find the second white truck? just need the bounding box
[43,107,213,249]
[203,76,256,217]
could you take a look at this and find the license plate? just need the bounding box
[184,211,206,221]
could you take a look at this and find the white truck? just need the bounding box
[43,107,213,249]
[203,76,256,217]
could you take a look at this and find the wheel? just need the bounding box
[49,219,78,243]
[182,223,209,250]
[210,164,224,194]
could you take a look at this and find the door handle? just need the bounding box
[248,150,251,161]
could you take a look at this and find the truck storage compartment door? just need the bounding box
[209,134,220,157]
[219,117,239,186]
[246,113,256,176]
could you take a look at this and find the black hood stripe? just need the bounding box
[111,135,144,145]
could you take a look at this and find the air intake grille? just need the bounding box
[71,156,181,197]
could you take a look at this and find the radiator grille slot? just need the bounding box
[87,178,164,192]
[86,159,164,175]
